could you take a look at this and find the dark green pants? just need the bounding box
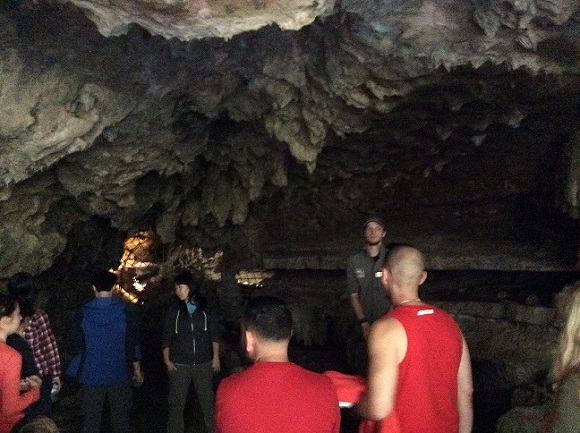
[81,382,132,433]
[166,362,215,433]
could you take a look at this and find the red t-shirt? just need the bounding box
[0,342,40,433]
[389,305,463,433]
[216,362,340,433]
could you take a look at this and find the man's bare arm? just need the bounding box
[356,318,404,420]
[457,336,474,433]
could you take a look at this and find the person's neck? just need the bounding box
[366,242,382,257]
[95,290,113,298]
[395,297,422,307]
[393,288,422,307]
[254,353,289,363]
[252,343,290,363]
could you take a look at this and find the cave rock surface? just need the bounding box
[0,1,580,276]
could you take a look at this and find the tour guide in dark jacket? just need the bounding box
[67,270,143,433]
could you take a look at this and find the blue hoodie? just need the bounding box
[69,297,141,386]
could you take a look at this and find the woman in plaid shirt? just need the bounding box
[8,273,62,417]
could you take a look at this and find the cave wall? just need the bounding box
[0,2,579,281]
[0,4,578,432]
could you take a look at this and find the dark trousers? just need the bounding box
[80,383,132,433]
[166,363,215,433]
[25,375,53,418]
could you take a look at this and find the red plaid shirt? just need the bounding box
[24,309,62,377]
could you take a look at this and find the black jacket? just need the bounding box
[161,303,219,365]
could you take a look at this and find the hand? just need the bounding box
[212,356,221,373]
[361,322,371,340]
[25,375,42,389]
[19,379,30,392]
[52,376,62,393]
[133,364,144,384]
[164,360,177,372]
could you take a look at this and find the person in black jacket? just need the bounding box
[162,271,220,433]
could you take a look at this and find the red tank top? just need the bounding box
[388,305,463,433]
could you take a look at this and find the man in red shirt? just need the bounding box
[215,296,340,433]
[357,245,473,433]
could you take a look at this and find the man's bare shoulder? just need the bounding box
[368,316,407,363]
[369,316,405,342]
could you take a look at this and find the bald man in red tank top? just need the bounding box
[356,245,473,433]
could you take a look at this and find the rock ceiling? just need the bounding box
[1,0,580,278]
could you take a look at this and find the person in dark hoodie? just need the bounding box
[162,270,220,433]
[66,269,143,433]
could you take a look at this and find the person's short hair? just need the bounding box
[16,416,59,433]
[364,216,385,230]
[243,296,292,342]
[0,294,19,319]
[91,269,118,292]
[383,244,425,286]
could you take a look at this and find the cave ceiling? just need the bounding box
[1,0,580,277]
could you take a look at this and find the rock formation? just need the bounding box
[2,5,579,432]
[0,0,579,277]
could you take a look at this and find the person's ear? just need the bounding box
[0,315,10,329]
[419,271,427,286]
[244,329,256,355]
[381,268,389,287]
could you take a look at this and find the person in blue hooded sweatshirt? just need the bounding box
[67,269,143,433]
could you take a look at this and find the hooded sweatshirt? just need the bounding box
[162,302,219,365]
[70,297,141,386]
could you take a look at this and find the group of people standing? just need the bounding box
[0,267,222,433]
[0,272,61,433]
[2,216,580,433]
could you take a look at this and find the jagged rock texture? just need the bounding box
[0,1,580,276]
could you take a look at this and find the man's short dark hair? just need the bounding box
[91,270,118,292]
[243,296,292,342]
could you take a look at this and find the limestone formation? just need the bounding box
[0,1,579,277]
